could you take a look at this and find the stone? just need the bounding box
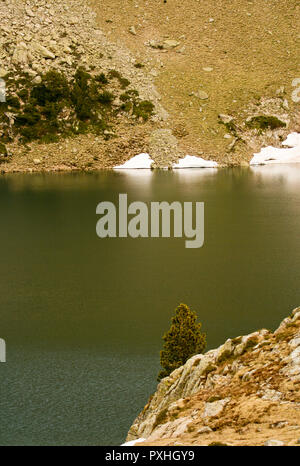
[261,389,282,402]
[31,43,55,59]
[197,426,213,434]
[201,398,230,419]
[150,69,158,77]
[25,7,35,17]
[163,40,180,49]
[172,417,193,437]
[264,439,284,446]
[198,354,217,376]
[62,56,73,66]
[32,76,42,84]
[289,337,300,349]
[0,68,8,78]
[291,308,300,322]
[290,347,300,366]
[31,63,42,72]
[219,114,234,124]
[291,307,300,317]
[203,67,213,72]
[147,417,191,441]
[196,90,209,100]
[24,68,37,77]
[234,332,260,357]
[129,26,137,35]
[12,43,28,64]
[63,46,72,54]
[216,339,234,363]
[283,99,289,110]
[242,369,256,382]
[271,421,288,429]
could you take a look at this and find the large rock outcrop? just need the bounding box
[127,307,300,446]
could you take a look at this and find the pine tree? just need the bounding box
[157,303,206,381]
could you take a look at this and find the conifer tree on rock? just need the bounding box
[158,303,206,381]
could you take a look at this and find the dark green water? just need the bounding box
[0,166,300,445]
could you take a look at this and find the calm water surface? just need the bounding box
[0,166,300,445]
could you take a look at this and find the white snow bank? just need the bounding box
[250,132,300,166]
[172,155,218,169]
[114,153,154,169]
[121,438,146,446]
[282,132,300,148]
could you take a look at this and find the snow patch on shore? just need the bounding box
[114,153,154,169]
[114,153,218,169]
[114,134,300,169]
[250,133,300,166]
[121,438,146,446]
[172,155,218,169]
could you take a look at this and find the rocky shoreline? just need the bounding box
[126,307,300,446]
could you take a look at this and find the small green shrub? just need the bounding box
[17,89,29,101]
[0,66,154,146]
[6,96,21,109]
[95,73,109,84]
[246,115,286,131]
[98,91,114,105]
[15,106,41,126]
[120,93,132,102]
[108,70,130,89]
[31,71,69,105]
[133,100,154,121]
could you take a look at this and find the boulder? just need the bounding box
[234,332,262,357]
[12,43,28,64]
[31,43,56,59]
[201,398,230,419]
[0,68,8,78]
[264,439,284,446]
[216,339,234,363]
[163,40,180,49]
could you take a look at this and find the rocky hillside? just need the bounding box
[91,0,300,165]
[127,307,300,446]
[0,0,173,172]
